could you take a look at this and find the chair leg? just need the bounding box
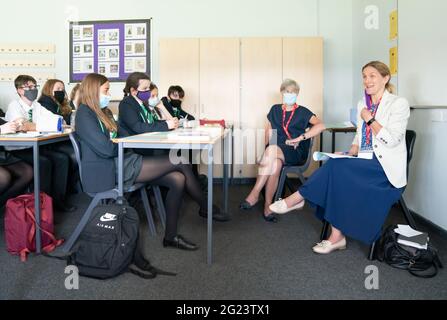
[368,241,376,261]
[62,192,109,253]
[297,172,306,186]
[152,186,166,229]
[140,187,156,237]
[320,221,330,240]
[399,196,417,228]
[275,170,287,201]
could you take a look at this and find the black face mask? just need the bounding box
[54,91,65,104]
[170,99,182,109]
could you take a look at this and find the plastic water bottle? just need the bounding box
[70,111,76,130]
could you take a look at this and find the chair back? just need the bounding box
[405,130,416,180]
[300,136,315,171]
[69,132,84,190]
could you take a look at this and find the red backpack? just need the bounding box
[4,192,64,261]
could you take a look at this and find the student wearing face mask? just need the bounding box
[119,72,178,136]
[5,75,75,212]
[77,73,228,252]
[38,79,79,194]
[161,85,195,120]
[148,83,173,121]
[38,79,74,125]
[240,79,325,223]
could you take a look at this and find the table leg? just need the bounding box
[33,142,41,253]
[118,142,124,198]
[319,132,323,167]
[223,132,229,213]
[331,131,336,153]
[207,145,214,265]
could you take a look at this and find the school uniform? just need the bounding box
[298,90,410,244]
[161,97,195,120]
[38,94,72,125]
[75,104,142,193]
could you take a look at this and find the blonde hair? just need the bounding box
[362,61,395,94]
[40,79,72,117]
[80,73,117,133]
[280,79,300,94]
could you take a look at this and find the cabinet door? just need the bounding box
[237,38,283,178]
[199,38,240,124]
[159,38,199,116]
[283,37,323,176]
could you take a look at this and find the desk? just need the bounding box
[0,133,70,253]
[319,126,356,166]
[114,127,231,265]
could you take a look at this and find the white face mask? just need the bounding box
[283,93,297,106]
[148,96,160,108]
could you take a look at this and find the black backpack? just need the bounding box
[67,200,175,280]
[377,225,443,278]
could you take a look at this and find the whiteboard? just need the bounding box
[398,0,447,106]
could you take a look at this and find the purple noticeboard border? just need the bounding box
[69,19,151,83]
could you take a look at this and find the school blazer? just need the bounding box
[118,95,169,135]
[76,104,129,193]
[352,90,410,188]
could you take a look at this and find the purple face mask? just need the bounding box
[136,90,151,103]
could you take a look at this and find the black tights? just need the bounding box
[0,162,33,206]
[135,155,206,240]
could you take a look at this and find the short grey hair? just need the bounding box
[280,79,300,93]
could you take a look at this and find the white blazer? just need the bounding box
[352,90,410,188]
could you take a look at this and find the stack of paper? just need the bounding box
[313,151,355,161]
[394,224,429,250]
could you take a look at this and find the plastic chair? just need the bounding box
[320,130,417,260]
[62,133,166,253]
[274,137,315,201]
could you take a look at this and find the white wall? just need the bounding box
[399,0,447,106]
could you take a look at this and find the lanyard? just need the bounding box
[282,104,298,140]
[365,95,382,146]
[98,118,117,139]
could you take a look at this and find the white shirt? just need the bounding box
[6,98,62,132]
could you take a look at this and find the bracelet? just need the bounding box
[367,118,376,126]
[301,133,307,140]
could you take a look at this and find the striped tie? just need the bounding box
[28,109,33,122]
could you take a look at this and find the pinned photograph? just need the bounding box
[73,59,81,73]
[134,58,146,72]
[83,59,93,72]
[126,25,133,37]
[109,48,119,59]
[137,26,146,36]
[83,26,93,39]
[98,30,106,43]
[84,44,93,54]
[125,43,133,55]
[110,64,119,74]
[99,65,106,74]
[73,27,81,40]
[134,42,145,55]
[73,44,81,54]
[98,48,106,59]
[125,58,133,73]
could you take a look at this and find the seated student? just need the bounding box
[118,72,178,135]
[5,75,75,212]
[0,119,33,206]
[161,85,195,120]
[77,73,229,251]
[240,79,325,223]
[269,61,409,254]
[38,79,79,193]
[148,83,173,121]
[38,79,73,125]
[118,72,228,222]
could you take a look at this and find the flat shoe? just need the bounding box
[312,238,347,254]
[239,200,257,210]
[269,199,305,214]
[262,212,278,223]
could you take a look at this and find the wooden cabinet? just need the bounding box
[159,37,323,179]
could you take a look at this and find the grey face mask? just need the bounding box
[24,88,38,102]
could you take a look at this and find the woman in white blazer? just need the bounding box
[269,61,410,254]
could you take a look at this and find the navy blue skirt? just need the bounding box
[299,156,403,244]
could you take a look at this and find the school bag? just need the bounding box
[67,199,176,279]
[5,192,63,261]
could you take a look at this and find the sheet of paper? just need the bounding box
[313,151,356,161]
[394,224,423,237]
[1,132,43,138]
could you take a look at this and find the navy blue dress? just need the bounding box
[299,155,404,244]
[267,104,314,165]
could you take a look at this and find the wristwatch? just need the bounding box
[301,133,307,140]
[367,118,376,126]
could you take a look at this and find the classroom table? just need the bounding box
[0,132,70,253]
[114,127,231,265]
